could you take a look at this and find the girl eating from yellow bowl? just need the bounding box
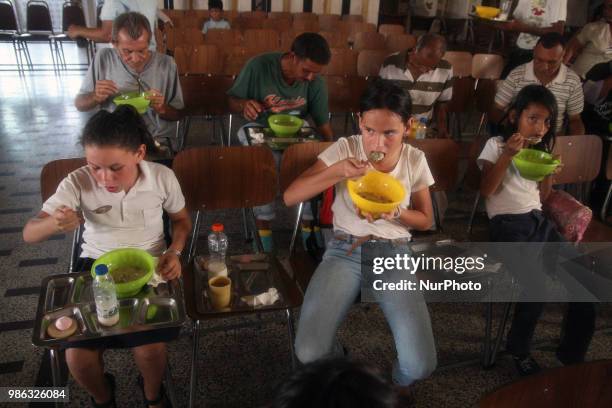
[284,79,437,395]
[23,105,191,407]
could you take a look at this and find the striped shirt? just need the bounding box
[495,61,584,133]
[379,50,453,124]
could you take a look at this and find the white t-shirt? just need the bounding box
[100,0,158,50]
[42,161,186,259]
[318,135,435,240]
[477,137,542,219]
[572,20,612,79]
[513,0,567,50]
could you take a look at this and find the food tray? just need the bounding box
[194,255,286,314]
[246,126,319,150]
[32,272,185,347]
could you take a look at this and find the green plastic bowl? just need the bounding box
[91,248,155,298]
[268,114,303,137]
[512,149,560,181]
[113,91,150,114]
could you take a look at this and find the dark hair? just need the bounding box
[501,84,557,152]
[359,78,412,123]
[291,33,331,65]
[536,32,566,49]
[208,0,223,10]
[415,33,446,53]
[80,105,158,154]
[272,358,394,408]
[112,12,152,42]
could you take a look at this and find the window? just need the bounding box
[252,0,271,12]
[303,0,313,12]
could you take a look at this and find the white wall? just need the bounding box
[290,0,304,12]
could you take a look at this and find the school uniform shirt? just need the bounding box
[100,0,158,50]
[202,19,231,34]
[41,161,186,259]
[512,0,567,50]
[227,52,330,127]
[78,48,184,148]
[318,135,434,240]
[477,136,542,219]
[572,20,612,79]
[495,61,583,133]
[379,50,453,124]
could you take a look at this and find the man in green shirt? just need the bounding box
[228,33,332,251]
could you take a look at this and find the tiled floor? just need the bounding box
[1,43,611,408]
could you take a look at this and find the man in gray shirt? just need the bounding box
[75,12,183,151]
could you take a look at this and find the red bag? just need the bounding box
[319,186,334,227]
[543,190,592,243]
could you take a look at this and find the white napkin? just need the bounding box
[248,128,265,144]
[241,288,279,306]
[148,271,167,288]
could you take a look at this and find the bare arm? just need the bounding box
[563,35,584,65]
[153,208,192,281]
[67,20,113,43]
[283,158,368,206]
[23,208,81,243]
[228,96,264,121]
[568,114,585,135]
[394,187,433,231]
[74,80,118,112]
[503,20,565,36]
[435,101,450,138]
[316,123,334,141]
[480,133,524,197]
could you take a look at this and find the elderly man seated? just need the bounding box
[75,12,183,153]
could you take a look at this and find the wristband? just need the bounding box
[162,248,182,257]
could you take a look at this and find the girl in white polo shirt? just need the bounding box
[284,79,437,394]
[23,106,192,407]
[478,84,595,377]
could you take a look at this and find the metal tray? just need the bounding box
[246,126,319,150]
[194,255,286,314]
[32,272,185,347]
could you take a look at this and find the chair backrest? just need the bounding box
[346,22,376,42]
[41,158,87,202]
[27,0,53,33]
[342,14,363,23]
[378,24,404,37]
[234,16,264,30]
[280,142,334,192]
[183,27,205,45]
[406,139,459,192]
[385,33,416,53]
[205,28,243,47]
[325,75,368,115]
[0,0,19,32]
[319,31,349,48]
[268,11,292,20]
[222,46,256,76]
[243,29,279,53]
[318,14,340,31]
[293,19,319,32]
[322,48,358,76]
[240,10,267,19]
[443,51,472,78]
[62,1,85,32]
[280,29,299,50]
[353,31,386,51]
[180,74,234,117]
[551,135,602,185]
[292,12,318,22]
[357,50,388,77]
[182,15,200,29]
[262,17,292,33]
[472,53,504,80]
[190,44,223,75]
[173,45,192,74]
[173,146,277,211]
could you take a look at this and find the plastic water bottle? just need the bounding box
[416,118,428,139]
[208,223,228,264]
[93,264,119,326]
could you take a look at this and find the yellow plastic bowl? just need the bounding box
[475,6,501,19]
[347,171,406,218]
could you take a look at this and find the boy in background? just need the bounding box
[202,0,231,34]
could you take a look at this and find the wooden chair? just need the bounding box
[353,31,386,51]
[406,139,460,231]
[179,74,235,148]
[233,16,264,30]
[280,29,300,50]
[357,49,388,77]
[325,75,367,134]
[204,28,243,48]
[321,48,358,76]
[243,28,279,53]
[262,17,292,33]
[443,51,474,140]
[280,142,333,292]
[239,10,267,19]
[268,11,292,20]
[378,24,405,37]
[342,14,363,23]
[319,30,349,49]
[182,15,200,29]
[292,12,318,22]
[293,19,319,32]
[222,46,256,76]
[189,44,223,75]
[385,33,417,53]
[472,54,504,140]
[172,146,302,407]
[182,27,205,45]
[318,13,341,31]
[346,22,376,43]
[173,45,192,75]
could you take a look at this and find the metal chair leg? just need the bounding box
[467,192,480,236]
[482,303,493,368]
[285,308,297,369]
[431,192,442,232]
[164,363,179,408]
[49,347,64,408]
[600,182,611,223]
[187,211,201,265]
[189,319,201,408]
[289,202,304,255]
[247,208,264,253]
[227,113,233,147]
[489,302,513,366]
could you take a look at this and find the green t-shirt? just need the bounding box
[227,52,329,127]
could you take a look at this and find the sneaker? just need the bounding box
[512,355,541,376]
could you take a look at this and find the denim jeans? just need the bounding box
[294,237,437,385]
[237,123,313,221]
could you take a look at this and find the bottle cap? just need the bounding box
[212,223,224,232]
[95,264,109,276]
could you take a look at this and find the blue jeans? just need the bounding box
[295,238,437,385]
